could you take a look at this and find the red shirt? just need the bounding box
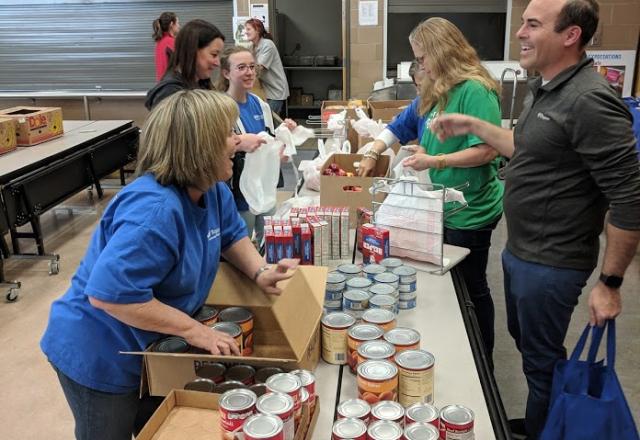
[155,33,175,81]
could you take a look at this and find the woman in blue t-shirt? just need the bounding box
[40,90,297,440]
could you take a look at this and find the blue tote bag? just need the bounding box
[541,320,639,440]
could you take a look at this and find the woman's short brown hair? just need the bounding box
[136,89,239,189]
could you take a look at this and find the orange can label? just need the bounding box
[238,318,254,356]
[357,375,398,405]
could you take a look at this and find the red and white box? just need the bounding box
[283,225,294,259]
[361,224,390,264]
[301,224,313,265]
[331,208,341,259]
[265,225,276,263]
[274,225,284,261]
[340,207,350,259]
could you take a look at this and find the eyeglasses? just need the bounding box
[414,55,425,65]
[234,64,257,73]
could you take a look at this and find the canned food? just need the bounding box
[257,392,295,440]
[193,304,219,326]
[326,272,347,292]
[367,420,403,440]
[357,360,398,404]
[337,263,362,280]
[369,294,398,315]
[343,289,370,311]
[218,307,254,356]
[325,299,343,309]
[195,363,226,383]
[392,265,417,284]
[357,340,396,366]
[152,336,190,353]
[321,312,356,365]
[291,369,316,410]
[403,422,440,440]
[399,282,417,294]
[346,276,373,291]
[363,263,387,281]
[255,367,284,384]
[380,258,403,271]
[250,383,268,397]
[369,283,398,299]
[439,405,474,440]
[183,378,216,392]
[398,299,417,310]
[332,417,367,440]
[211,322,243,353]
[243,413,284,440]
[399,291,417,302]
[265,373,302,430]
[362,309,397,332]
[373,272,400,289]
[337,399,371,423]
[225,364,256,385]
[384,327,420,353]
[405,402,439,427]
[347,323,384,374]
[371,400,404,424]
[325,291,344,302]
[219,388,257,439]
[215,380,249,394]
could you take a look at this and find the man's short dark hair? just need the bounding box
[554,0,599,47]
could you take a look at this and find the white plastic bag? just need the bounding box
[391,146,431,184]
[240,132,282,215]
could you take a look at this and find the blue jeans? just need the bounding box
[444,219,498,365]
[267,99,285,116]
[502,248,591,439]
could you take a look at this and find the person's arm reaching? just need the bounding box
[402,143,498,170]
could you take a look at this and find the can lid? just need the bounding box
[406,403,439,423]
[384,327,420,346]
[392,265,417,277]
[380,258,403,268]
[362,308,396,324]
[184,378,216,393]
[196,363,226,381]
[440,405,475,425]
[337,399,371,419]
[290,369,315,387]
[367,420,403,440]
[357,359,398,380]
[218,306,253,323]
[214,380,248,394]
[348,323,384,341]
[249,383,268,397]
[243,414,283,438]
[225,364,256,381]
[369,283,397,296]
[346,276,373,289]
[357,340,396,359]
[371,401,404,421]
[322,311,357,328]
[333,417,368,437]
[404,422,440,440]
[255,367,284,384]
[265,373,302,394]
[327,272,347,284]
[374,272,400,284]
[219,388,257,411]
[363,264,386,274]
[369,294,396,307]
[153,336,190,353]
[193,304,218,322]
[337,263,362,274]
[211,321,242,337]
[256,392,294,415]
[343,289,371,302]
[395,350,435,370]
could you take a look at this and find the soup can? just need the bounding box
[195,362,226,384]
[384,327,420,354]
[211,322,243,354]
[347,323,384,374]
[343,289,370,311]
[357,340,396,366]
[357,360,398,405]
[403,422,440,440]
[369,294,398,315]
[362,309,397,332]
[380,258,403,272]
[291,369,316,410]
[265,373,302,430]
[325,290,344,302]
[399,291,417,302]
[219,388,257,439]
[405,402,439,428]
[399,282,417,294]
[332,417,367,440]
[225,364,256,386]
[215,380,249,394]
[255,367,284,384]
[326,271,347,292]
[257,392,295,440]
[439,405,474,440]
[321,312,356,365]
[250,383,268,397]
[392,265,417,284]
[243,413,284,440]
[152,336,190,353]
[337,398,371,424]
[346,276,373,291]
[373,272,400,290]
[370,400,404,424]
[398,298,417,310]
[363,263,387,281]
[367,420,403,440]
[183,378,216,393]
[337,263,362,280]
[369,282,398,299]
[193,304,219,326]
[218,307,254,356]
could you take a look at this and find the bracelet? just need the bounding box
[363,151,380,161]
[253,265,270,282]
[436,154,447,170]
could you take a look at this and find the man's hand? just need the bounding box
[588,282,622,327]
[237,133,266,153]
[430,113,475,142]
[184,324,241,356]
[256,259,299,295]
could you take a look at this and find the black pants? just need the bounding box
[444,218,499,367]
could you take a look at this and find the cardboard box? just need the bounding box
[301,94,314,106]
[0,106,63,146]
[368,100,412,123]
[320,153,389,228]
[0,117,17,155]
[321,100,366,123]
[129,263,327,396]
[136,390,320,440]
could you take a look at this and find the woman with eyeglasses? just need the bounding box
[358,18,504,367]
[217,46,296,245]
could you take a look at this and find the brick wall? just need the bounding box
[349,0,385,99]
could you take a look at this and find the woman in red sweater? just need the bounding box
[152,12,180,81]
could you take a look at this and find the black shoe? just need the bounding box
[509,418,527,439]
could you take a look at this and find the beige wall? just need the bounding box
[349,0,385,99]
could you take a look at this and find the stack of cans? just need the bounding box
[325,271,346,313]
[343,289,371,319]
[362,263,386,281]
[394,265,418,310]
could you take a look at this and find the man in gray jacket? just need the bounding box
[430,0,640,438]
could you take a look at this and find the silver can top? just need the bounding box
[290,369,315,387]
[337,263,362,275]
[362,308,396,324]
[384,327,420,346]
[322,311,357,329]
[395,350,435,370]
[327,271,347,284]
[374,272,400,284]
[369,283,397,296]
[403,422,440,440]
[347,276,373,290]
[333,417,368,438]
[343,289,371,303]
[357,359,398,381]
[363,264,386,275]
[219,388,257,412]
[357,340,396,360]
[242,413,283,438]
[369,294,397,307]
[256,392,294,416]
[337,399,371,419]
[348,323,384,341]
[265,373,301,394]
[371,400,404,421]
[406,402,439,423]
[392,265,417,277]
[380,258,403,269]
[440,404,475,425]
[367,420,403,440]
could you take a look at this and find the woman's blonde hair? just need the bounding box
[409,17,500,116]
[216,46,254,91]
[136,89,239,188]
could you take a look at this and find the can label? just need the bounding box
[321,325,349,365]
[399,299,417,310]
[399,282,417,293]
[357,374,398,405]
[220,406,255,440]
[398,365,434,406]
[238,319,254,356]
[325,290,344,301]
[440,420,474,440]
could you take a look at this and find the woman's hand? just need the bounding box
[357,156,377,177]
[403,152,437,171]
[237,133,266,153]
[184,324,241,356]
[283,118,297,131]
[256,259,299,295]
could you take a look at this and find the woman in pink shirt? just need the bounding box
[152,12,180,81]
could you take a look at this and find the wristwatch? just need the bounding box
[599,273,623,288]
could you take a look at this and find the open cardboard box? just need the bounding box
[320,153,389,228]
[0,106,63,146]
[368,100,412,123]
[321,100,366,123]
[126,263,327,396]
[0,117,17,155]
[136,390,320,440]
